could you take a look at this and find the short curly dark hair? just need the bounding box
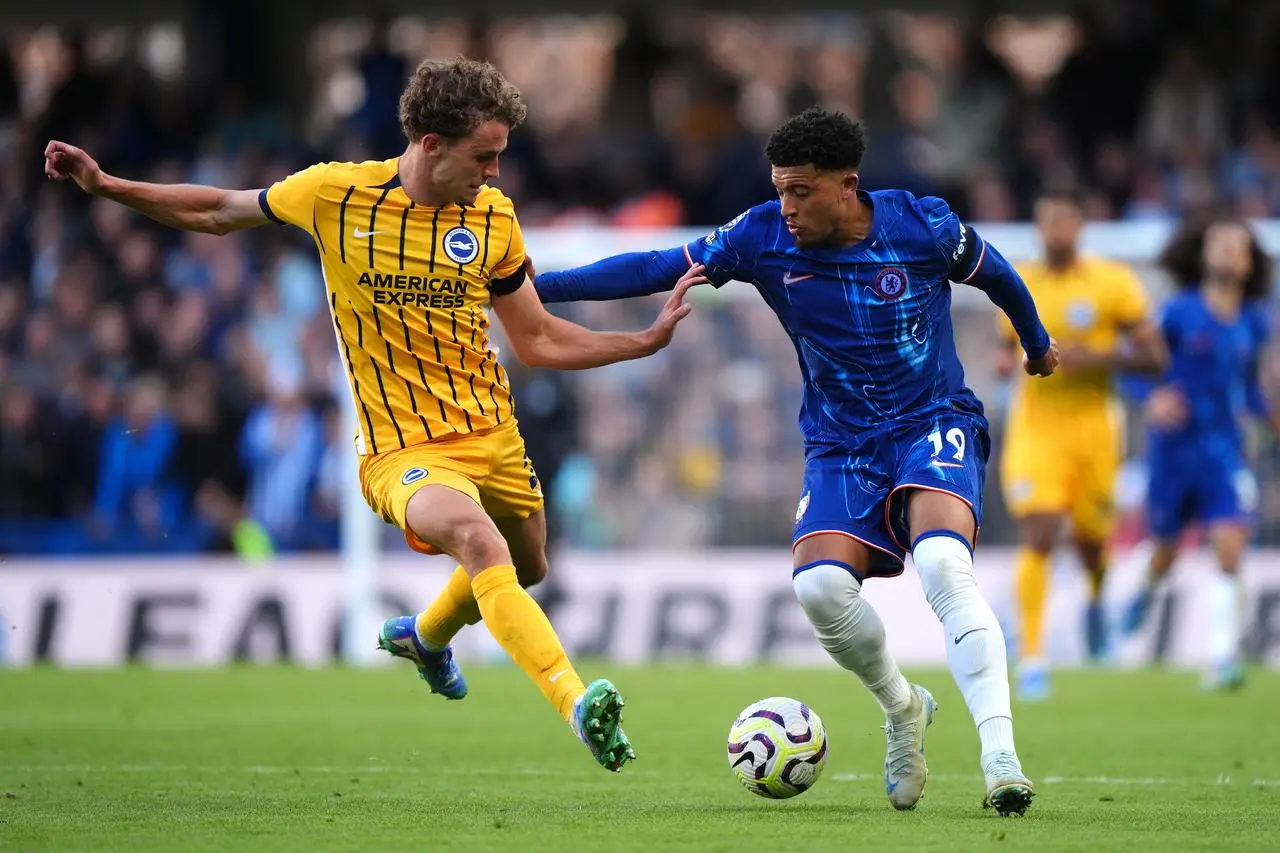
[765,107,868,171]
[1159,215,1274,301]
[399,57,527,142]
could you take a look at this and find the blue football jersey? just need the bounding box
[684,190,984,444]
[1148,291,1271,465]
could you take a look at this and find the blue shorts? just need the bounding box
[793,407,990,577]
[1146,454,1257,539]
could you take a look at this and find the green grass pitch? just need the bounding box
[2,665,1277,852]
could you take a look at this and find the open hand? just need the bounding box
[44,140,106,194]
[644,264,708,352]
[1145,385,1187,431]
[1023,337,1060,377]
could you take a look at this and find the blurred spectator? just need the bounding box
[239,364,324,551]
[92,374,182,542]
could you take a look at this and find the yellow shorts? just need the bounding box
[358,420,544,555]
[1000,407,1122,543]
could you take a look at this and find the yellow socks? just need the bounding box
[416,565,482,650]
[471,563,585,720]
[1015,548,1050,660]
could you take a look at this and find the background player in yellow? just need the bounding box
[42,56,700,772]
[994,188,1166,701]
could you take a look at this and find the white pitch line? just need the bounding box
[833,772,1280,787]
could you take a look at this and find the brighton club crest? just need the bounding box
[872,267,909,301]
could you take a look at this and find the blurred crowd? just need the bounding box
[2,4,1280,555]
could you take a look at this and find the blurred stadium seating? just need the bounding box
[2,3,1280,558]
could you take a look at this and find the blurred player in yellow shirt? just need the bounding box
[44,57,700,771]
[995,189,1165,700]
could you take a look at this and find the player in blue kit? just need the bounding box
[1121,217,1277,690]
[534,108,1059,816]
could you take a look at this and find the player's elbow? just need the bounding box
[508,334,554,368]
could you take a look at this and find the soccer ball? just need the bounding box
[726,697,828,799]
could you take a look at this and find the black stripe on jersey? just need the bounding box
[428,208,441,271]
[337,185,357,263]
[470,309,482,376]
[312,205,327,255]
[447,313,474,425]
[454,312,486,417]
[456,208,468,276]
[497,361,515,422]
[398,201,415,270]
[370,304,405,449]
[332,292,377,454]
[399,307,433,441]
[478,205,493,277]
[368,187,391,269]
[425,311,450,425]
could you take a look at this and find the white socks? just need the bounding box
[792,562,914,721]
[1208,572,1245,666]
[912,533,1017,757]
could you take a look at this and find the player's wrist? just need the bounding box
[94,171,123,198]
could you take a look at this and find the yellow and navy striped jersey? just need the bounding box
[259,158,525,455]
[998,256,1150,414]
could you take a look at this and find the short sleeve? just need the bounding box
[488,212,527,296]
[259,162,331,232]
[684,209,752,287]
[919,195,984,282]
[1108,264,1150,329]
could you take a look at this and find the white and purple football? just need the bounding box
[727,697,828,799]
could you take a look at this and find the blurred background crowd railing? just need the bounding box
[3,1,1280,557]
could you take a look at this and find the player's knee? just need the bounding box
[514,552,549,587]
[1018,514,1058,554]
[452,520,512,574]
[913,535,979,613]
[792,563,860,627]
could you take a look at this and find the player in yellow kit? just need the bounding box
[43,57,700,771]
[995,189,1166,701]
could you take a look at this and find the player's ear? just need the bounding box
[843,172,859,197]
[419,133,444,158]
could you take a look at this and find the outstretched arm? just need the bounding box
[954,230,1057,375]
[44,140,267,235]
[534,246,693,304]
[494,262,704,370]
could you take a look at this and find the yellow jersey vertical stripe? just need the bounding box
[331,290,377,454]
[367,187,390,270]
[398,306,433,441]
[337,185,356,263]
[368,302,405,449]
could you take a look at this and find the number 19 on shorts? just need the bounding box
[928,427,966,462]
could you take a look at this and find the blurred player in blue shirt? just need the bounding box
[1121,218,1277,690]
[535,108,1059,816]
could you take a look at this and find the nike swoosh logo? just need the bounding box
[548,668,569,683]
[353,228,385,238]
[782,273,815,285]
[954,628,985,644]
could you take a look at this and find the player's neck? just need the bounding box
[1203,279,1243,320]
[833,198,874,247]
[397,147,452,207]
[1044,249,1077,272]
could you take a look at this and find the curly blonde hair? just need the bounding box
[398,56,527,142]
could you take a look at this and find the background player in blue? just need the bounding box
[1121,217,1277,690]
[534,108,1060,817]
